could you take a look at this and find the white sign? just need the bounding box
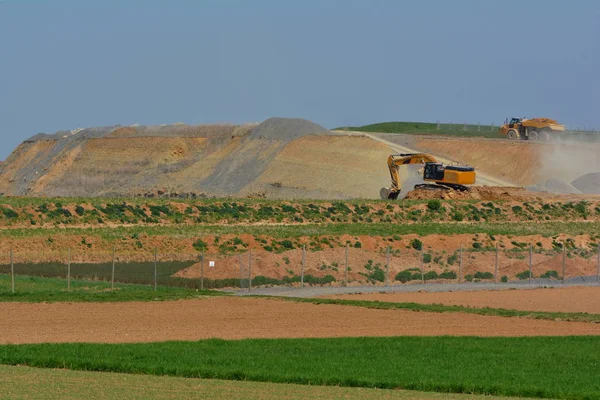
[209,261,215,268]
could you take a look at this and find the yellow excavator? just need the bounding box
[381,153,476,199]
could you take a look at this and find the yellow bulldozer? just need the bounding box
[499,117,565,140]
[381,153,476,200]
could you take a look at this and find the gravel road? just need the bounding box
[226,276,599,298]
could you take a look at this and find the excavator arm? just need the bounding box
[386,153,438,199]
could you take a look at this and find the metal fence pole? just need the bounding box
[494,243,498,283]
[344,243,349,287]
[597,244,600,284]
[386,246,390,287]
[301,245,305,288]
[528,245,533,284]
[111,246,115,291]
[458,244,463,283]
[153,247,157,291]
[420,248,424,284]
[67,248,71,292]
[10,248,14,294]
[200,250,205,291]
[238,254,243,289]
[248,249,252,292]
[562,245,566,284]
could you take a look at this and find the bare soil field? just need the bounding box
[326,286,600,314]
[1,297,599,344]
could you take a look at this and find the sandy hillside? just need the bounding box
[0,118,390,199]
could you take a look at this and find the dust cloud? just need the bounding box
[532,134,600,194]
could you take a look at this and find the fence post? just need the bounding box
[597,244,600,284]
[10,248,14,294]
[238,254,243,289]
[528,245,533,284]
[344,243,349,287]
[494,242,498,283]
[596,244,600,283]
[458,244,463,283]
[200,250,205,291]
[420,248,424,284]
[386,246,390,287]
[301,245,305,288]
[111,246,115,291]
[562,245,566,283]
[248,249,252,292]
[67,248,71,292]
[153,247,157,291]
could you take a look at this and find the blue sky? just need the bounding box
[0,0,598,159]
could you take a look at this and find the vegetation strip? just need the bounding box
[275,296,600,323]
[0,337,598,399]
[1,221,600,240]
[0,275,225,303]
[1,365,524,400]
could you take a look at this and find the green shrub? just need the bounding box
[395,270,412,283]
[75,206,85,216]
[423,270,438,281]
[410,239,423,251]
[516,270,532,280]
[192,239,208,252]
[411,272,423,281]
[452,211,464,221]
[464,274,474,282]
[427,199,442,212]
[354,241,362,248]
[540,270,559,279]
[472,242,482,249]
[447,253,458,265]
[422,253,432,263]
[474,271,493,280]
[439,270,457,280]
[501,275,508,283]
[0,207,18,219]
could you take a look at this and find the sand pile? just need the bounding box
[197,118,331,196]
[404,186,530,201]
[530,178,581,194]
[248,117,329,141]
[572,173,600,194]
[1,117,392,199]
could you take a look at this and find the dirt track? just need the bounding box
[327,286,600,314]
[1,297,599,344]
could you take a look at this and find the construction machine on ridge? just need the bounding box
[381,153,476,200]
[499,117,565,140]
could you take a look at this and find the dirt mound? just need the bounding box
[404,186,531,201]
[248,117,329,141]
[198,118,332,196]
[0,118,393,199]
[530,178,581,194]
[572,173,600,194]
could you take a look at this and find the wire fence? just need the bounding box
[0,243,599,295]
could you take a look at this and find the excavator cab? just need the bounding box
[423,163,445,181]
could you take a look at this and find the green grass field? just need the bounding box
[336,121,600,141]
[0,365,536,400]
[0,337,598,399]
[336,121,499,138]
[0,274,225,302]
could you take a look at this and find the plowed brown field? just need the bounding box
[327,286,600,314]
[1,297,599,344]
